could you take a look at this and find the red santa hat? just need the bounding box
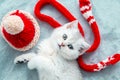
[0,10,40,51]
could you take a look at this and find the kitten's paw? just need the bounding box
[14,57,29,64]
[28,56,51,70]
[14,54,36,64]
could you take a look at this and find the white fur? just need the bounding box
[14,20,90,80]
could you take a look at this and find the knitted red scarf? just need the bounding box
[34,0,120,72]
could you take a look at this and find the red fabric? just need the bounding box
[78,0,120,72]
[78,54,120,72]
[2,10,35,48]
[87,16,94,22]
[80,0,100,52]
[34,0,120,72]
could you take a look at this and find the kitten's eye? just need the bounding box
[67,44,74,49]
[63,34,67,40]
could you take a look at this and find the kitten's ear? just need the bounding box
[82,41,90,50]
[66,20,78,29]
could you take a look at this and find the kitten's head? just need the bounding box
[51,20,90,60]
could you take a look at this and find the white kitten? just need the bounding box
[14,20,90,80]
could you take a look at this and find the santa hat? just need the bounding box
[0,10,40,51]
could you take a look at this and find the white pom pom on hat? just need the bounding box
[0,10,40,51]
[3,15,24,35]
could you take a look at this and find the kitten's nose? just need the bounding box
[60,43,65,47]
[58,43,65,48]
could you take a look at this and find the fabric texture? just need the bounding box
[1,10,40,51]
[78,0,120,72]
[2,10,35,48]
[0,0,120,80]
